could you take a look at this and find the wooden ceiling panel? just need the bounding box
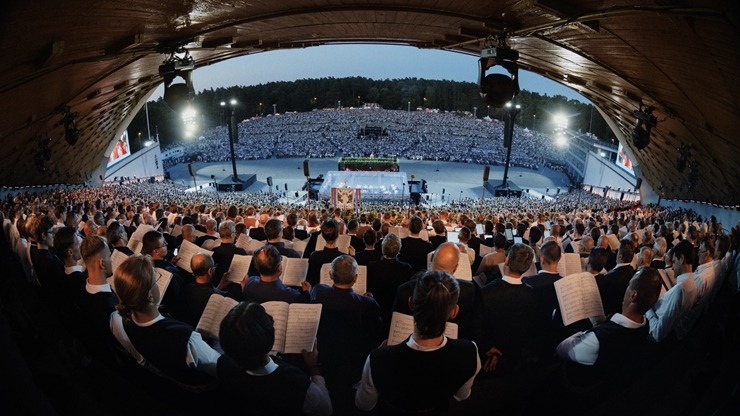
[0,0,738,204]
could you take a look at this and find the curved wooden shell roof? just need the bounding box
[1,1,738,204]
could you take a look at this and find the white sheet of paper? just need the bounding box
[387,312,458,346]
[554,272,605,326]
[227,254,253,282]
[281,257,309,286]
[176,239,213,273]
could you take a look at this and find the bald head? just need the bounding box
[259,213,270,226]
[432,242,459,274]
[191,253,214,278]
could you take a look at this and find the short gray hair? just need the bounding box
[382,233,401,258]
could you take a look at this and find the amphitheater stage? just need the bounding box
[216,174,256,192]
[485,180,523,197]
[167,158,571,201]
[318,170,408,200]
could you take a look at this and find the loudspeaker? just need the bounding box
[483,165,490,182]
[188,163,194,177]
[303,159,310,177]
[267,176,273,187]
[285,183,288,191]
[635,178,642,189]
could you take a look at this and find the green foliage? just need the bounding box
[127,76,614,149]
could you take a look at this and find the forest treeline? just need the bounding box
[128,76,614,151]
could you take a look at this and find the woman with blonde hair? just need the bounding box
[110,254,220,389]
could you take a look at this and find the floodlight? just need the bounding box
[478,36,520,108]
[631,105,657,150]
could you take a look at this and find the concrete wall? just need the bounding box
[583,151,638,191]
[104,143,163,181]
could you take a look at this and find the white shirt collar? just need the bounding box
[85,280,112,294]
[610,312,646,328]
[65,265,84,275]
[132,313,165,327]
[406,334,448,351]
[502,275,523,285]
[246,356,279,376]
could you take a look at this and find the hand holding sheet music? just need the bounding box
[553,272,605,326]
[261,301,322,354]
[176,239,213,273]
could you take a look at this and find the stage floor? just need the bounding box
[318,170,408,198]
[168,158,571,202]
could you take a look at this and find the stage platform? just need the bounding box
[484,179,523,197]
[318,170,408,199]
[216,173,256,192]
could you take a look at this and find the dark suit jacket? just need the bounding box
[301,230,321,259]
[597,264,635,316]
[398,237,434,273]
[429,235,447,250]
[212,243,248,287]
[248,227,267,241]
[367,258,413,332]
[293,227,309,241]
[474,278,537,373]
[650,259,666,270]
[153,258,189,321]
[605,247,618,272]
[466,236,484,275]
[355,248,383,266]
[307,247,342,286]
[195,234,217,247]
[522,271,568,357]
[348,234,365,253]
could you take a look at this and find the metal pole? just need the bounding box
[501,106,520,189]
[228,105,238,181]
[145,102,152,141]
[192,164,197,193]
[588,105,594,133]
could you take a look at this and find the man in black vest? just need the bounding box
[597,239,636,316]
[142,230,187,321]
[428,219,447,250]
[354,228,382,266]
[306,219,344,286]
[556,267,662,385]
[211,220,248,287]
[522,240,565,360]
[367,233,413,332]
[474,242,538,376]
[398,216,434,274]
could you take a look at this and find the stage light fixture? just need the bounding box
[160,46,195,113]
[687,161,699,191]
[631,104,657,150]
[478,35,520,108]
[60,107,80,145]
[676,145,690,172]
